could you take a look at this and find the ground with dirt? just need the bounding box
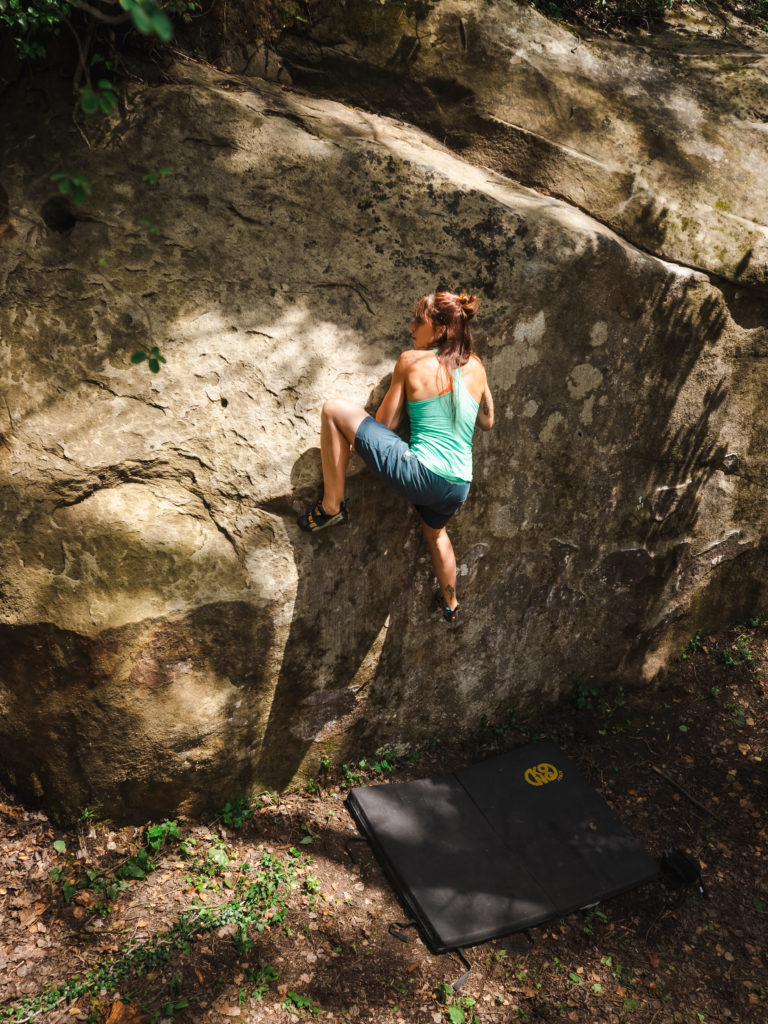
[1,619,766,1024]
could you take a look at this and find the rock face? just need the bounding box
[277,0,768,286]
[1,58,767,820]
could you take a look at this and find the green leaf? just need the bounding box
[53,840,66,853]
[148,358,160,373]
[151,11,173,41]
[131,7,153,34]
[79,88,99,115]
[568,972,582,985]
[131,350,148,364]
[300,835,313,844]
[448,1005,466,1024]
[122,862,146,879]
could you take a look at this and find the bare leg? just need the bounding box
[421,521,458,610]
[320,399,369,514]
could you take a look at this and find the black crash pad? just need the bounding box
[346,739,657,953]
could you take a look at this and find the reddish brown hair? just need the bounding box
[413,291,479,372]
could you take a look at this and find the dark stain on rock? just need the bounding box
[598,549,655,588]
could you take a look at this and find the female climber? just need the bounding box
[298,290,494,624]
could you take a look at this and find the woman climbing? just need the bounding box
[298,290,494,624]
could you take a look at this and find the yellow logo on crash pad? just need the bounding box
[524,762,564,786]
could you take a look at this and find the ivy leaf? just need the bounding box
[53,840,66,853]
[448,1006,465,1024]
[131,351,148,364]
[148,358,160,373]
[122,862,146,879]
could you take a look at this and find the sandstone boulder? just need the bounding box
[277,0,768,286]
[0,61,766,820]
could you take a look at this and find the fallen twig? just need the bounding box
[650,764,721,820]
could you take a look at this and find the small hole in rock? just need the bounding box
[41,195,77,233]
[220,398,229,408]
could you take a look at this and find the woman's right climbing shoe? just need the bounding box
[298,497,349,532]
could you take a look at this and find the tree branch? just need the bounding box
[67,0,132,25]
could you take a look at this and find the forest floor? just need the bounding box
[1,620,766,1024]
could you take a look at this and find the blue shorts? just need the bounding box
[354,416,470,529]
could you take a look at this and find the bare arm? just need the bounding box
[476,373,494,431]
[376,353,409,430]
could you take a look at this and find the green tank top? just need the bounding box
[407,366,479,484]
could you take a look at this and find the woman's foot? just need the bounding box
[298,498,349,532]
[433,589,459,625]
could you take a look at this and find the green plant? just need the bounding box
[728,703,747,725]
[49,819,184,913]
[220,795,255,830]
[247,962,279,1001]
[682,630,705,659]
[4,849,297,1023]
[79,80,117,115]
[372,752,396,773]
[341,761,363,789]
[142,168,172,185]
[582,906,607,935]
[50,172,91,205]
[572,681,599,711]
[137,218,161,236]
[281,992,321,1015]
[1,0,173,59]
[437,982,479,1024]
[131,346,167,373]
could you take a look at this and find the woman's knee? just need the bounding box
[421,520,448,545]
[322,398,342,421]
[322,398,368,442]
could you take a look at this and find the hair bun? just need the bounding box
[458,293,479,321]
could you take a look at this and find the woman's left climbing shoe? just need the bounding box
[298,498,349,532]
[433,589,459,625]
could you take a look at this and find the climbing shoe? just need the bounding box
[298,497,349,533]
[433,589,459,625]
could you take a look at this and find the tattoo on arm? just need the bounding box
[482,399,489,415]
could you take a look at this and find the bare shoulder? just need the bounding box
[465,353,488,382]
[397,349,420,365]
